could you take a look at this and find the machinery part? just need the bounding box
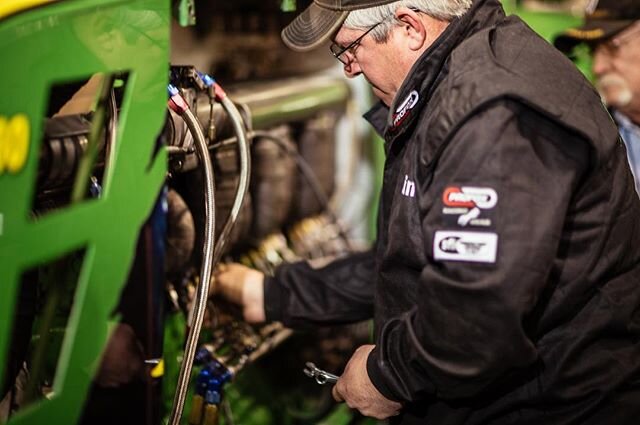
[195,74,350,134]
[166,189,196,277]
[167,67,253,252]
[38,115,90,190]
[36,114,102,198]
[210,130,345,243]
[167,86,217,425]
[35,75,122,207]
[289,114,337,221]
[249,130,352,251]
[188,352,232,425]
[249,126,295,239]
[288,215,351,259]
[163,70,358,425]
[249,130,330,220]
[195,215,364,424]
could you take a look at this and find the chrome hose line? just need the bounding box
[168,106,216,425]
[212,95,251,262]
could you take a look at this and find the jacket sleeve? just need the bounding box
[264,249,376,328]
[367,101,591,402]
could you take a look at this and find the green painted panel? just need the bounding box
[0,0,169,423]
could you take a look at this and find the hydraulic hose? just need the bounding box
[211,83,251,264]
[167,86,216,425]
[167,78,251,425]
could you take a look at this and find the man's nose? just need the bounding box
[343,59,361,78]
[592,47,611,77]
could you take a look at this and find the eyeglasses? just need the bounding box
[329,20,385,65]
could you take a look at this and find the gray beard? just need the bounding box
[596,73,633,109]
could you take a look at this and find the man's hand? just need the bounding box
[212,263,266,323]
[332,345,402,420]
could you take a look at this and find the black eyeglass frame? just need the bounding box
[329,20,385,65]
[329,9,422,65]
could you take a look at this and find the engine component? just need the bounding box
[166,66,254,253]
[289,113,337,221]
[194,74,350,135]
[166,189,196,277]
[250,126,296,239]
[38,115,91,190]
[36,114,106,203]
[163,67,357,425]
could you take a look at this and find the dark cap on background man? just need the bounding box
[281,0,399,52]
[554,0,640,52]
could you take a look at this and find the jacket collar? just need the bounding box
[364,0,506,147]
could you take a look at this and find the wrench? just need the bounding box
[303,362,340,385]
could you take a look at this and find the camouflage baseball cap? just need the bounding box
[281,0,399,51]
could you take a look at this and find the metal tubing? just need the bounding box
[169,89,250,425]
[212,95,251,263]
[169,107,216,425]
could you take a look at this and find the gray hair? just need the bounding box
[343,0,472,42]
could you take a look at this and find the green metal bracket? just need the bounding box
[176,0,195,27]
[0,0,169,423]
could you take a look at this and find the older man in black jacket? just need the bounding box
[215,1,640,423]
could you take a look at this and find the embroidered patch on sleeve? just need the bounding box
[442,186,497,228]
[433,231,498,263]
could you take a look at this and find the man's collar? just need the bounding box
[363,101,388,138]
[363,0,506,144]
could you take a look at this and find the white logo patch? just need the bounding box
[433,231,498,263]
[392,90,419,127]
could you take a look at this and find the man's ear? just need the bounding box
[394,7,428,51]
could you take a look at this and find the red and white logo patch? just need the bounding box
[442,186,498,209]
[442,186,498,228]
